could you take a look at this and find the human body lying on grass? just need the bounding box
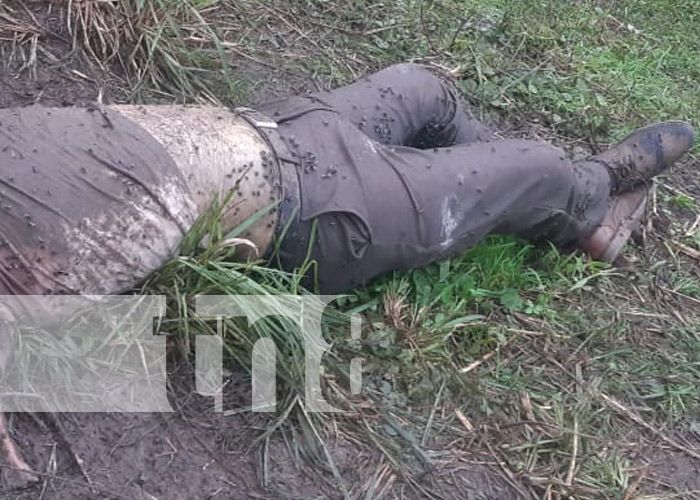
[0,63,695,482]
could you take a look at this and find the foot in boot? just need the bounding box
[579,186,648,262]
[590,121,695,193]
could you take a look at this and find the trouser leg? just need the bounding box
[310,139,612,292]
[306,63,494,147]
[254,62,614,292]
[256,91,613,292]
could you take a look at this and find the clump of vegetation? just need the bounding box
[67,0,242,101]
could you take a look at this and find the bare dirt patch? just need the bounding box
[2,362,340,499]
[0,1,127,107]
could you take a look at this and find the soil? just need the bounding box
[2,358,363,500]
[1,360,519,500]
[2,362,365,499]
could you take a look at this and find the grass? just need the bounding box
[67,0,246,102]
[4,0,700,498]
[209,0,700,141]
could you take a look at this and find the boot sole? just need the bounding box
[599,189,648,262]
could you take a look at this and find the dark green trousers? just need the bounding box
[256,63,611,293]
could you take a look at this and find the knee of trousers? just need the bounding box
[385,62,437,78]
[382,63,453,95]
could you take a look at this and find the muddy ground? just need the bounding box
[5,364,365,500]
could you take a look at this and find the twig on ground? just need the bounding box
[45,414,96,495]
[499,421,600,441]
[297,17,410,36]
[687,213,700,236]
[525,476,600,497]
[565,417,579,486]
[652,181,659,216]
[184,36,276,69]
[460,328,534,373]
[0,412,38,485]
[459,349,499,374]
[622,465,648,500]
[520,392,535,421]
[0,461,135,499]
[673,241,700,261]
[658,181,698,203]
[485,442,538,500]
[421,381,445,446]
[299,404,351,500]
[454,409,474,433]
[600,393,700,461]
[660,286,700,308]
[507,328,545,337]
